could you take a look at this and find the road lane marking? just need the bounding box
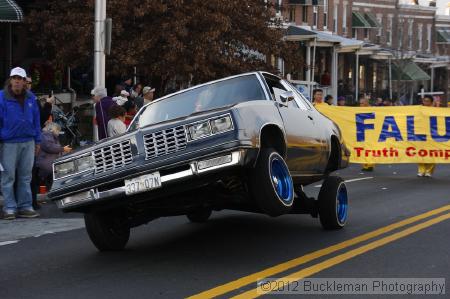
[234,212,450,298]
[0,240,19,246]
[188,204,450,299]
[314,177,373,188]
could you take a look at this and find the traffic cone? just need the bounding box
[39,185,47,194]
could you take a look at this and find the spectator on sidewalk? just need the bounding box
[92,86,117,140]
[337,96,346,106]
[36,122,72,190]
[142,86,156,106]
[0,67,41,220]
[130,83,143,99]
[417,95,436,177]
[107,105,127,137]
[359,95,376,172]
[324,95,334,105]
[112,90,130,106]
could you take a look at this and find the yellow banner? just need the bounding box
[316,105,450,163]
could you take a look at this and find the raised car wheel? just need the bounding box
[84,212,130,251]
[318,176,348,230]
[249,148,294,216]
[187,209,212,223]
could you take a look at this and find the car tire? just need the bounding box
[249,148,294,216]
[318,176,348,230]
[187,209,212,223]
[84,212,130,251]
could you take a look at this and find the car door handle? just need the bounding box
[308,115,314,121]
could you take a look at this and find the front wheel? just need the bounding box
[318,176,348,230]
[249,148,294,217]
[84,211,130,251]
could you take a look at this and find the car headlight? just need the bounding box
[54,155,95,179]
[188,121,211,140]
[210,115,233,134]
[75,155,95,172]
[54,161,76,179]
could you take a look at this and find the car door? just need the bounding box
[262,74,322,175]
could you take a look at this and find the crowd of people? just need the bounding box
[92,79,156,140]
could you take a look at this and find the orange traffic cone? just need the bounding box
[39,185,47,194]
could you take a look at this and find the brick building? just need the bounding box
[278,0,450,104]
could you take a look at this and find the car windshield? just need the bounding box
[129,74,266,130]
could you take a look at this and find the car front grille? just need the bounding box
[143,126,187,160]
[93,140,133,173]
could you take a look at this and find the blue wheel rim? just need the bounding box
[336,183,348,224]
[270,157,293,204]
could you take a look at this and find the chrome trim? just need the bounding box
[196,151,241,174]
[93,140,133,174]
[143,125,188,160]
[58,150,243,208]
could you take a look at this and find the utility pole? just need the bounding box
[94,0,106,88]
[93,0,106,142]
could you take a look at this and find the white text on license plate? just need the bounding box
[125,172,162,195]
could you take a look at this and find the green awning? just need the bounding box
[436,29,450,44]
[352,12,371,28]
[364,12,381,28]
[392,62,431,81]
[0,0,23,23]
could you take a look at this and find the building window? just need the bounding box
[418,24,423,51]
[353,28,358,39]
[387,16,393,46]
[276,0,282,14]
[364,28,369,40]
[377,15,383,37]
[408,20,414,50]
[333,3,338,33]
[302,6,308,23]
[289,6,296,23]
[323,0,328,29]
[398,19,403,50]
[426,24,432,52]
[343,2,347,35]
[313,6,318,29]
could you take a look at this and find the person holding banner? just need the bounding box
[312,89,324,106]
[417,95,436,177]
[359,96,375,172]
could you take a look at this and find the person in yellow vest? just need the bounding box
[360,95,375,171]
[417,95,436,177]
[312,89,324,106]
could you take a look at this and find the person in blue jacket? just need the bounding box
[0,67,41,220]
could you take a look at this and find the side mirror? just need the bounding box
[280,91,295,104]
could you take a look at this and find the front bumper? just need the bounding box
[56,150,244,210]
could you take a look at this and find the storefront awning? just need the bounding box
[436,29,450,44]
[285,26,317,41]
[352,12,371,28]
[0,0,23,23]
[363,13,381,28]
[392,62,431,81]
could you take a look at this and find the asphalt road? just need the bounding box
[0,164,449,299]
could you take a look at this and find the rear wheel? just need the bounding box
[318,176,348,229]
[84,211,130,251]
[249,148,294,216]
[187,209,212,223]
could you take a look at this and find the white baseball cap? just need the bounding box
[10,67,27,79]
[143,86,155,95]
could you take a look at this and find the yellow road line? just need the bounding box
[188,204,450,299]
[234,212,450,299]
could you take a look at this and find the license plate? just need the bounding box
[125,172,162,196]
